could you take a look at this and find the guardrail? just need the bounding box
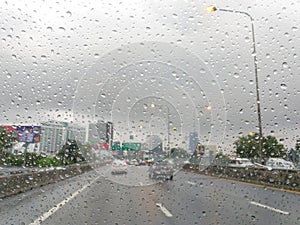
[183,164,300,191]
[0,161,109,199]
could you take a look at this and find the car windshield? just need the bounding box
[0,1,300,225]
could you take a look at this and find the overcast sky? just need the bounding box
[0,0,299,150]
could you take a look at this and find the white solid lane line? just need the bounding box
[29,175,101,225]
[186,181,196,185]
[156,203,173,218]
[250,201,290,215]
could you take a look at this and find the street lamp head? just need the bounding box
[150,103,156,108]
[206,6,217,13]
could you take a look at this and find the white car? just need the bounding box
[127,159,139,166]
[266,158,295,170]
[228,158,256,168]
[111,159,128,174]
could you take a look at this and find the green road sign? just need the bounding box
[122,142,141,151]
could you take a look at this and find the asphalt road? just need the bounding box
[0,165,299,225]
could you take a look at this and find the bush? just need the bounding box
[1,152,45,167]
[39,157,62,168]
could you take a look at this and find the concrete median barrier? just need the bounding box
[183,164,300,191]
[0,162,107,199]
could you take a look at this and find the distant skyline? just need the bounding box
[0,0,299,150]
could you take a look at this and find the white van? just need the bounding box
[266,158,295,170]
[228,158,256,168]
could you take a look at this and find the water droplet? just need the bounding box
[58,27,65,32]
[66,11,72,17]
[101,93,106,98]
[36,100,41,105]
[6,73,12,78]
[94,53,99,58]
[233,73,239,78]
[46,27,53,32]
[280,83,287,90]
[292,26,298,32]
[282,62,288,68]
[269,27,274,32]
[200,68,206,74]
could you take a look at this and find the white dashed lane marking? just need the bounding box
[250,201,290,215]
[156,203,173,218]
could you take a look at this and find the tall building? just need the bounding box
[87,120,113,149]
[39,121,86,154]
[189,131,198,154]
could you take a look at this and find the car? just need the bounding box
[228,158,256,168]
[127,159,139,166]
[138,159,146,166]
[111,159,128,175]
[148,161,174,180]
[266,158,296,170]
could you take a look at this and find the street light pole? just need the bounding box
[206,6,264,161]
[166,105,170,152]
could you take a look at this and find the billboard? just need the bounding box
[0,125,41,143]
[15,126,41,143]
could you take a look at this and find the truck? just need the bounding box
[142,150,154,165]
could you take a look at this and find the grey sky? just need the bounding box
[0,0,299,150]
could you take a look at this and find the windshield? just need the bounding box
[0,1,300,225]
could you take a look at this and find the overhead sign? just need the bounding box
[122,142,142,151]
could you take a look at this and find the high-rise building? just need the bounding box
[189,131,198,154]
[39,121,86,154]
[87,120,113,149]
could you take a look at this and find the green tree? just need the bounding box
[56,140,85,165]
[234,133,285,159]
[263,136,285,158]
[213,153,231,166]
[170,147,190,158]
[0,127,18,154]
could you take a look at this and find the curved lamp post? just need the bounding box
[206,6,264,161]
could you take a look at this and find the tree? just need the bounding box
[234,133,285,159]
[56,140,85,165]
[170,147,190,159]
[263,136,285,158]
[0,127,17,154]
[213,153,231,166]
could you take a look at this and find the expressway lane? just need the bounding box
[0,165,299,225]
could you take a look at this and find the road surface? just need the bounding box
[0,164,299,225]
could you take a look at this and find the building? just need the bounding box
[189,131,198,154]
[39,121,86,154]
[87,120,113,149]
